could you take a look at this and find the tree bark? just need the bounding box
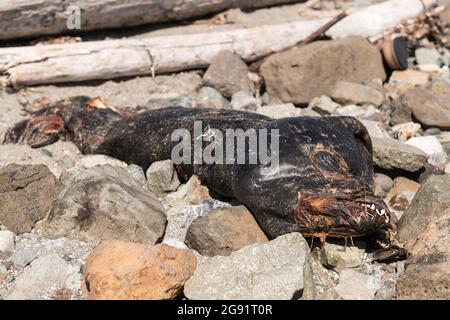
[0,0,302,41]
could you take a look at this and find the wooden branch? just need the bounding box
[326,0,436,39]
[0,0,302,41]
[0,0,437,87]
[0,19,328,87]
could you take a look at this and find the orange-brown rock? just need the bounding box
[84,240,196,300]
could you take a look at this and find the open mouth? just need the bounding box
[293,192,391,240]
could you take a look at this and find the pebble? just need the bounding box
[0,231,15,253]
[146,159,180,195]
[309,95,341,115]
[415,48,442,66]
[390,70,430,87]
[405,135,444,156]
[374,173,393,193]
[391,122,421,142]
[331,81,384,107]
[231,90,257,111]
[255,103,302,119]
[196,86,230,109]
[319,240,366,273]
[319,269,380,300]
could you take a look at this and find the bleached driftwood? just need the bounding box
[0,0,437,87]
[327,0,436,39]
[0,19,328,86]
[0,0,301,41]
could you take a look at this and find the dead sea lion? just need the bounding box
[4,96,402,254]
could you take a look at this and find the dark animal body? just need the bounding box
[4,96,395,247]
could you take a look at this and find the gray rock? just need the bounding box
[0,142,81,179]
[396,88,450,130]
[0,164,60,234]
[196,86,230,109]
[309,95,341,115]
[185,205,268,257]
[255,103,302,119]
[76,154,127,169]
[335,105,382,121]
[0,231,15,253]
[231,90,257,111]
[361,120,391,139]
[11,247,39,268]
[397,174,450,248]
[373,173,394,193]
[371,137,428,172]
[40,165,166,244]
[261,37,386,104]
[146,160,180,195]
[5,254,80,300]
[437,131,450,154]
[331,81,384,107]
[319,269,380,300]
[319,240,366,273]
[184,233,311,300]
[397,209,450,299]
[126,164,147,187]
[415,48,442,66]
[203,50,254,98]
[261,92,283,106]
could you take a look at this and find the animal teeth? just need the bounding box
[381,209,386,215]
[370,204,375,210]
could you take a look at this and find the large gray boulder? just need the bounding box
[39,165,166,244]
[184,233,311,300]
[261,36,386,104]
[397,174,450,248]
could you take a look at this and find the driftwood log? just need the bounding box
[0,0,436,87]
[0,0,302,41]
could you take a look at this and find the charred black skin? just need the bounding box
[4,96,392,243]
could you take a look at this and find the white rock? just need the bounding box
[309,95,341,115]
[231,90,257,111]
[255,103,302,119]
[5,254,81,300]
[77,154,127,169]
[417,64,441,73]
[0,231,15,252]
[428,151,448,168]
[405,136,444,156]
[320,269,380,300]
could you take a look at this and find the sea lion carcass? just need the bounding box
[4,96,393,245]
